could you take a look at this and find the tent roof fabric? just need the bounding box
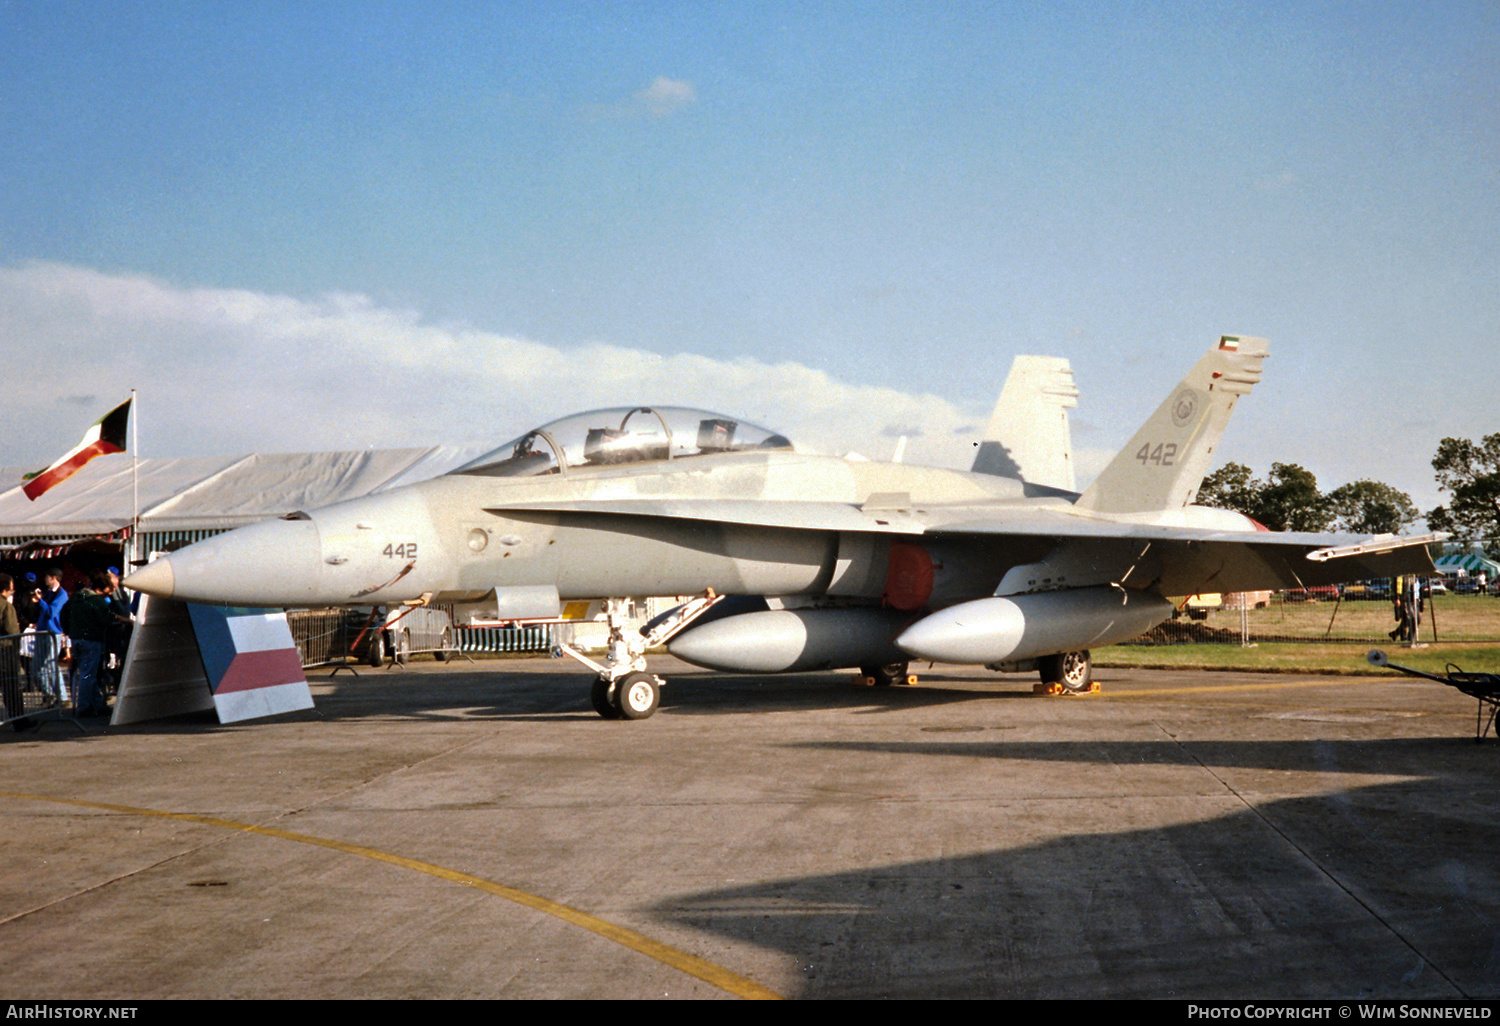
[0,447,486,540]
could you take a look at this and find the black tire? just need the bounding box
[591,678,622,720]
[434,627,454,662]
[394,629,411,666]
[1039,650,1092,693]
[861,661,909,687]
[615,671,660,720]
[366,631,386,668]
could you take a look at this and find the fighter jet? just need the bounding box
[124,336,1439,719]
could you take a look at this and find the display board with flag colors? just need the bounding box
[185,604,315,723]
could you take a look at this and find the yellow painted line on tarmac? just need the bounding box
[1098,678,1366,698]
[0,789,781,1000]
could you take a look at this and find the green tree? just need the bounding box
[1427,434,1500,547]
[1198,462,1328,530]
[1324,479,1419,535]
[1254,463,1329,532]
[1197,462,1256,513]
[1200,463,1414,535]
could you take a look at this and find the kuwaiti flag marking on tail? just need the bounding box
[23,398,131,500]
[186,604,314,723]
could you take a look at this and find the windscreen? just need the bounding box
[452,406,792,478]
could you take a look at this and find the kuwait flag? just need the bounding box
[23,398,131,500]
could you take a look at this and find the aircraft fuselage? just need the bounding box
[129,448,1053,609]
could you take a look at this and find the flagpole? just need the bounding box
[131,388,140,567]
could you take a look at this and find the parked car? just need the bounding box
[1283,585,1340,602]
[348,605,458,666]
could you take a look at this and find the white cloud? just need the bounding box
[1,262,986,474]
[635,76,696,116]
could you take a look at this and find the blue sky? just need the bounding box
[3,1,1496,517]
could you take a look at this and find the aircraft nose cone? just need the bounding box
[122,558,176,598]
[126,519,323,606]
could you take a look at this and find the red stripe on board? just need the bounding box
[22,440,125,500]
[214,648,306,694]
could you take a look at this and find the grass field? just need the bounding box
[1099,640,1500,676]
[1231,593,1500,642]
[1105,593,1500,675]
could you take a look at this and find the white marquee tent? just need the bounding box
[1434,551,1500,580]
[0,447,484,558]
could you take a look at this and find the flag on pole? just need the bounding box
[22,398,132,501]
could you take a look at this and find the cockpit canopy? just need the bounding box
[452,406,793,478]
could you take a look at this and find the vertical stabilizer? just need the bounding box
[1075,335,1269,513]
[971,355,1079,492]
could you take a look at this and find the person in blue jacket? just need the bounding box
[33,568,68,704]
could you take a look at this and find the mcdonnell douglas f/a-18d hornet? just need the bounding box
[125,336,1439,719]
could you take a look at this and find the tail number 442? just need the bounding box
[1135,443,1177,466]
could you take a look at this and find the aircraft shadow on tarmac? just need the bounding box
[10,667,1045,737]
[652,736,1500,1000]
[303,669,1037,723]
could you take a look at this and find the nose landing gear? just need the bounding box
[558,592,723,720]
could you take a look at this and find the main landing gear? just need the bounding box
[858,661,917,687]
[560,593,724,720]
[1037,650,1094,695]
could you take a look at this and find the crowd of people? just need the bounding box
[0,564,134,730]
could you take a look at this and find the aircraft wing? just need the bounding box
[487,499,931,534]
[488,499,1440,596]
[929,516,1440,595]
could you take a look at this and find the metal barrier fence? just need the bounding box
[0,631,77,728]
[287,609,349,667]
[1131,592,1500,646]
[284,609,553,668]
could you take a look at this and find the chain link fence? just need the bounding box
[1134,591,1500,646]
